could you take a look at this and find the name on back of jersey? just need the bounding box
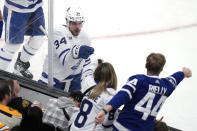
[148,84,167,95]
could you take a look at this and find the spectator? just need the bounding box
[7,79,32,115]
[95,53,192,131]
[42,90,83,131]
[0,80,22,129]
[70,59,117,131]
[11,106,43,131]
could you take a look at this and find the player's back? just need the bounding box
[70,88,116,131]
[116,74,180,131]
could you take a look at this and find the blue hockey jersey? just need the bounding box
[5,0,43,13]
[108,72,185,131]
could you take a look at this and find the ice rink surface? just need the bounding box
[1,0,197,130]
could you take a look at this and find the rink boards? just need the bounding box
[0,70,68,108]
[0,70,181,131]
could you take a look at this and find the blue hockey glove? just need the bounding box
[73,45,94,59]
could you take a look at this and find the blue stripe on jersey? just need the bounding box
[85,58,90,62]
[168,71,184,86]
[64,73,81,80]
[41,72,66,90]
[0,48,12,62]
[23,46,34,56]
[83,61,90,67]
[83,58,91,67]
[62,52,69,66]
[58,49,70,58]
[0,21,3,38]
[82,69,93,75]
[58,49,70,66]
[41,72,60,84]
[0,56,12,61]
[6,0,42,10]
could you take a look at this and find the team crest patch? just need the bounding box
[22,100,30,108]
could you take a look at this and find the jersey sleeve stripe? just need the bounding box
[62,51,70,66]
[58,49,70,66]
[120,89,132,100]
[169,76,177,84]
[83,58,91,67]
[58,49,70,59]
[167,76,177,87]
[83,61,91,67]
[125,83,136,93]
[82,69,93,76]
[85,58,90,62]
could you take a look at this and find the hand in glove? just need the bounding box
[73,45,94,59]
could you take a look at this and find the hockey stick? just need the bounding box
[39,25,48,37]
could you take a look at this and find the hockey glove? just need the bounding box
[73,45,94,59]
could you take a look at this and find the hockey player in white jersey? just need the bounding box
[0,0,45,79]
[70,59,117,131]
[38,7,94,92]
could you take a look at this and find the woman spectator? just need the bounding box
[70,59,118,131]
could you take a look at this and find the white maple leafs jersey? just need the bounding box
[70,88,116,131]
[5,0,43,13]
[80,60,98,93]
[70,60,117,131]
[40,25,91,84]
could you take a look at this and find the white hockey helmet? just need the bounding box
[66,7,85,24]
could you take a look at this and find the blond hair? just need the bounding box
[89,62,117,99]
